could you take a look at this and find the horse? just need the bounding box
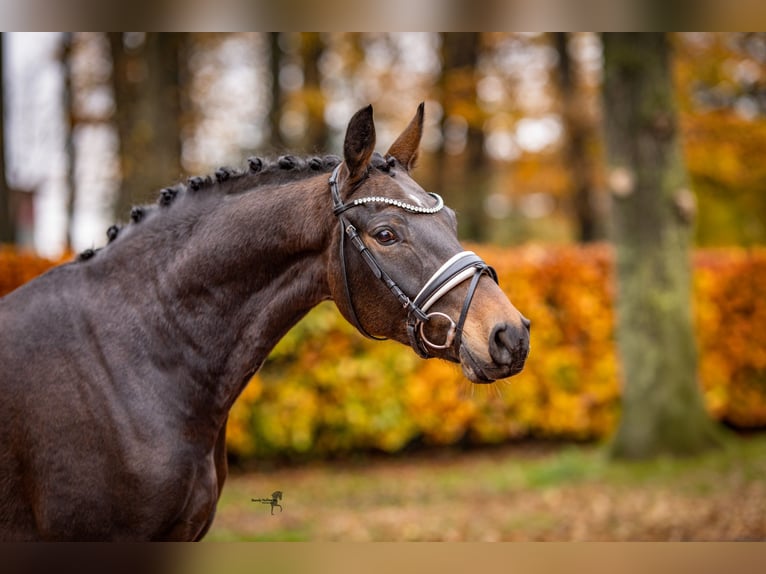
[0,104,530,540]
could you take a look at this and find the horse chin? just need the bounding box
[458,346,497,384]
[458,345,525,384]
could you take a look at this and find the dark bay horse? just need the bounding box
[0,104,529,540]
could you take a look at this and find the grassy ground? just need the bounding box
[206,433,766,541]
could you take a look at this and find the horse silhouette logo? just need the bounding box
[252,490,283,515]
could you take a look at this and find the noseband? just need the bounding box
[329,164,498,359]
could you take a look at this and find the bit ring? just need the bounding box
[419,311,457,349]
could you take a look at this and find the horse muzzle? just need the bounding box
[459,313,531,383]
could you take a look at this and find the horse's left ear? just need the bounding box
[386,102,425,171]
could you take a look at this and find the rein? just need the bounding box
[329,164,498,359]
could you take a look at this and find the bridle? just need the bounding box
[329,163,498,359]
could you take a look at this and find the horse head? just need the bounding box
[327,104,530,383]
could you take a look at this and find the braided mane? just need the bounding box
[76,152,399,262]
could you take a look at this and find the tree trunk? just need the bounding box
[0,33,14,244]
[300,32,328,153]
[602,33,723,459]
[268,33,285,152]
[109,33,183,221]
[553,32,604,243]
[61,33,77,252]
[437,32,488,241]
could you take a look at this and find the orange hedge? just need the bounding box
[0,247,70,297]
[694,249,766,427]
[227,244,766,460]
[2,244,765,460]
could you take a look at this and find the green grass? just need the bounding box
[206,433,766,541]
[466,433,766,492]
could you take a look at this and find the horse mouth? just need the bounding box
[459,345,525,384]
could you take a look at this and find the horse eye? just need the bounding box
[373,228,397,245]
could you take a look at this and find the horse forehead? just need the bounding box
[370,171,432,207]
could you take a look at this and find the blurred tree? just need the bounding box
[437,32,489,241]
[675,33,766,246]
[553,33,605,243]
[268,33,286,152]
[61,33,77,252]
[109,33,183,220]
[0,33,13,244]
[267,33,329,154]
[299,33,328,152]
[602,33,723,459]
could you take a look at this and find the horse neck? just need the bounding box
[114,173,336,431]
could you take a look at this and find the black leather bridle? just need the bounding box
[329,164,498,359]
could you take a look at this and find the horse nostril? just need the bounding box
[490,323,513,366]
[521,315,531,332]
[489,322,530,367]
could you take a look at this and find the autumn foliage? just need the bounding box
[0,247,71,297]
[2,245,765,460]
[227,244,766,460]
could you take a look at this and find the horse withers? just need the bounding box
[0,104,529,540]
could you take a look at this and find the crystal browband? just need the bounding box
[346,193,444,214]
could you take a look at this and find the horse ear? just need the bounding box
[343,105,376,185]
[386,102,425,171]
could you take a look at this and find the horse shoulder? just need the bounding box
[0,265,220,540]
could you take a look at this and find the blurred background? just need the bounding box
[1,32,765,541]
[4,32,766,255]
